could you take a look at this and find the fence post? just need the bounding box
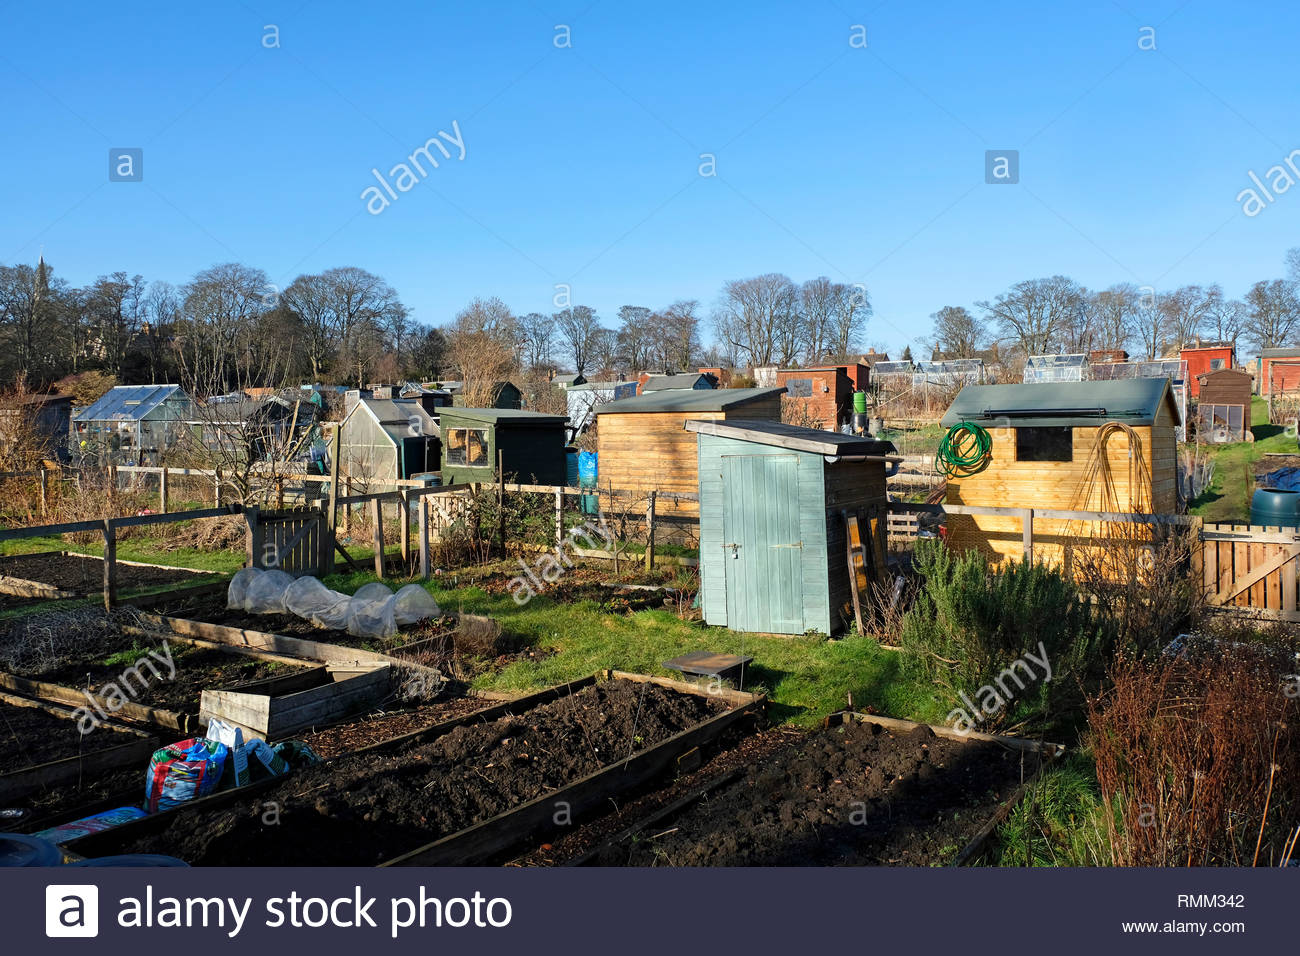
[555,489,564,546]
[342,477,352,535]
[400,490,411,570]
[102,518,117,610]
[245,505,263,569]
[419,494,431,579]
[645,491,657,571]
[38,468,48,518]
[371,498,385,578]
[275,477,285,510]
[213,472,221,506]
[159,466,169,514]
[1021,508,1034,562]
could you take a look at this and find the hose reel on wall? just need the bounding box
[936,421,993,479]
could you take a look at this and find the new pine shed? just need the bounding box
[439,408,568,487]
[593,387,784,528]
[942,379,1180,566]
[689,420,897,636]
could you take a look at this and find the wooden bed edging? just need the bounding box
[0,551,218,602]
[382,673,766,867]
[0,671,198,736]
[59,676,600,856]
[0,691,158,804]
[824,710,1064,867]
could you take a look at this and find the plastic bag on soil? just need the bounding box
[346,583,396,639]
[244,569,295,614]
[227,567,262,610]
[393,584,440,626]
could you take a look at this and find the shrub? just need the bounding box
[899,541,1110,732]
[1088,644,1300,866]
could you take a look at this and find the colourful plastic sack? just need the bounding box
[35,806,148,844]
[145,738,229,814]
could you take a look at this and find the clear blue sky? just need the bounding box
[3,0,1298,357]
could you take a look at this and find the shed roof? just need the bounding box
[567,381,623,392]
[438,407,567,425]
[1197,368,1252,384]
[941,379,1178,429]
[685,420,898,458]
[1261,348,1300,358]
[346,396,440,446]
[595,387,785,415]
[74,384,186,422]
[641,373,716,391]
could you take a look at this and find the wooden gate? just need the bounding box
[246,506,332,576]
[1200,522,1300,618]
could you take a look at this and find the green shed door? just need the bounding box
[722,454,803,634]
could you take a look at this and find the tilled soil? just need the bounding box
[605,720,1041,867]
[120,680,726,865]
[38,643,292,715]
[0,552,211,595]
[300,696,496,759]
[0,701,124,773]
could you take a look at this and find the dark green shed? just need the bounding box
[688,420,897,636]
[439,407,568,486]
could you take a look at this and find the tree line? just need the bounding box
[928,249,1300,363]
[0,259,873,395]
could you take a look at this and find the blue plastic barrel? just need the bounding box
[578,451,598,515]
[565,449,579,488]
[0,833,64,867]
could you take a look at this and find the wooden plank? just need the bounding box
[0,671,197,734]
[0,734,158,804]
[400,491,411,569]
[419,496,430,579]
[102,519,117,610]
[842,512,866,634]
[1211,545,1300,606]
[1285,544,1297,613]
[644,490,657,571]
[1021,507,1033,562]
[1234,535,1248,608]
[371,498,385,578]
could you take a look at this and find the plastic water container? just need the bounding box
[565,449,579,488]
[578,451,599,515]
[1250,488,1300,528]
[853,390,868,415]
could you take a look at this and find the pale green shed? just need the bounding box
[687,420,897,636]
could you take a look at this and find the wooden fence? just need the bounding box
[887,502,1300,621]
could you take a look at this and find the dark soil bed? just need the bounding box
[0,552,212,596]
[0,701,125,773]
[601,720,1042,867]
[300,696,497,759]
[119,680,726,865]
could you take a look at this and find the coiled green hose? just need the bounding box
[936,421,993,478]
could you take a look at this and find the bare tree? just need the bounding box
[1158,285,1216,352]
[930,305,985,358]
[1203,285,1247,348]
[977,276,1083,357]
[177,262,273,393]
[658,299,701,370]
[1244,279,1300,350]
[615,305,653,371]
[714,273,799,367]
[281,267,409,383]
[1131,287,1167,360]
[830,282,870,358]
[84,272,146,378]
[800,278,838,362]
[516,311,554,371]
[1091,284,1138,353]
[554,305,602,375]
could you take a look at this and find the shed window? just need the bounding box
[1016,426,1073,462]
[785,378,813,397]
[1210,358,1225,370]
[445,427,489,467]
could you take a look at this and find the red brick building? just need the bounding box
[1180,342,1236,397]
[775,366,863,429]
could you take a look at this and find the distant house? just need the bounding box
[1180,342,1236,397]
[639,372,717,393]
[399,381,454,414]
[1258,348,1300,398]
[1090,349,1129,365]
[550,373,586,389]
[194,392,322,466]
[438,408,568,487]
[697,366,732,388]
[71,384,191,466]
[340,387,441,483]
[0,392,73,462]
[1196,368,1252,443]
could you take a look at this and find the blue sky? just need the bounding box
[3,0,1298,356]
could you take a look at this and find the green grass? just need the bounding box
[985,750,1111,867]
[1188,396,1294,523]
[322,568,946,728]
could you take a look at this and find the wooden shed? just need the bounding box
[439,408,567,487]
[776,366,856,429]
[941,379,1180,566]
[593,388,784,532]
[688,420,897,635]
[1196,368,1252,443]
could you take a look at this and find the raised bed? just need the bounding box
[64,671,764,866]
[0,551,216,600]
[0,629,312,736]
[572,710,1061,867]
[0,692,157,805]
[199,663,390,740]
